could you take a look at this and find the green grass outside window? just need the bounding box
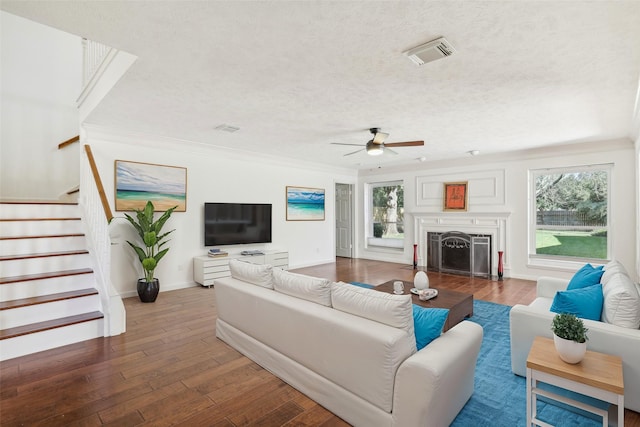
[536,229,606,259]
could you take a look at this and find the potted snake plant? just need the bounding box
[124,201,177,302]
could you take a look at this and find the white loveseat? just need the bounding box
[215,259,483,427]
[510,261,640,412]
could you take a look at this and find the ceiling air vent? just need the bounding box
[404,37,455,66]
[214,124,240,133]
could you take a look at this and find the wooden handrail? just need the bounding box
[84,145,113,222]
[58,135,80,150]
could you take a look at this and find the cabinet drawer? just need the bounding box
[266,254,288,264]
[204,270,231,280]
[237,255,265,264]
[203,264,230,274]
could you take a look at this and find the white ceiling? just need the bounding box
[3,1,640,170]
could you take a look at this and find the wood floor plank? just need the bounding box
[283,403,338,426]
[0,258,638,426]
[248,400,305,426]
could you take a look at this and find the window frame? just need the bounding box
[528,163,612,269]
[365,180,404,250]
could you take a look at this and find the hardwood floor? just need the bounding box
[1,258,638,426]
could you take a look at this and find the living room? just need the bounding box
[2,4,638,296]
[1,2,640,425]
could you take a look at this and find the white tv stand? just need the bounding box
[193,249,288,288]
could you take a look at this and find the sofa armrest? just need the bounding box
[392,321,483,427]
[510,302,640,412]
[510,303,555,376]
[536,276,568,298]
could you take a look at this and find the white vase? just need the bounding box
[414,271,429,290]
[553,334,587,364]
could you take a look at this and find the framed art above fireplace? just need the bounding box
[443,181,468,212]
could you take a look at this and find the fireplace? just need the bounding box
[412,212,510,279]
[427,231,491,278]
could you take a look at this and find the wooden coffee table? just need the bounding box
[375,280,474,332]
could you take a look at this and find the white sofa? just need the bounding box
[510,262,640,412]
[215,260,483,427]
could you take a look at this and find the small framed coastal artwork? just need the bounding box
[443,181,468,212]
[286,186,325,221]
[115,160,187,212]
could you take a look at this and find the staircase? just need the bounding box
[0,201,104,361]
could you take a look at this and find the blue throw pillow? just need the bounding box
[566,264,604,290]
[550,284,603,321]
[412,305,449,350]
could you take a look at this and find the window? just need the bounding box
[530,165,610,262]
[366,181,404,249]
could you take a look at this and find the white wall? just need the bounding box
[0,11,82,200]
[84,126,356,297]
[636,134,640,279]
[356,139,637,282]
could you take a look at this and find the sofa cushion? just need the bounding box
[601,272,640,329]
[567,263,604,290]
[412,305,449,350]
[331,281,415,336]
[601,260,629,285]
[229,259,273,289]
[550,284,603,321]
[273,268,332,306]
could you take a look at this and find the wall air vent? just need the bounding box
[403,37,456,66]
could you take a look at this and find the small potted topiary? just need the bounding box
[551,313,589,364]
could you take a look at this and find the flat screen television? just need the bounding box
[204,202,272,246]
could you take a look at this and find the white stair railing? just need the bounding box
[79,144,126,336]
[82,38,112,87]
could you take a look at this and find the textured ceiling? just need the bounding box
[3,1,640,170]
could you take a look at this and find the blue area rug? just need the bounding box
[349,282,374,289]
[452,300,602,426]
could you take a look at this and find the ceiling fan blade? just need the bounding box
[331,143,365,147]
[372,131,389,144]
[385,148,399,155]
[384,140,424,147]
[344,148,364,156]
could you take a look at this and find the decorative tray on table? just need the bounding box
[410,288,438,300]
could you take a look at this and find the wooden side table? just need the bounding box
[526,336,624,427]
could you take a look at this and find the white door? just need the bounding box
[335,183,353,258]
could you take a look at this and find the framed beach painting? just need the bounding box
[443,181,468,212]
[286,186,325,221]
[115,160,187,212]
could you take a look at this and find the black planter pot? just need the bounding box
[137,278,160,303]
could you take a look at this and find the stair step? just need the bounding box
[0,217,81,222]
[0,268,94,284]
[0,288,98,310]
[0,311,104,340]
[0,233,85,241]
[0,201,78,205]
[0,249,89,262]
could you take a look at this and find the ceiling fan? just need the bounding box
[332,128,424,156]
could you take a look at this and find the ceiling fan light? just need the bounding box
[366,141,384,156]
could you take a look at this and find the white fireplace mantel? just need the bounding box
[411,212,511,277]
